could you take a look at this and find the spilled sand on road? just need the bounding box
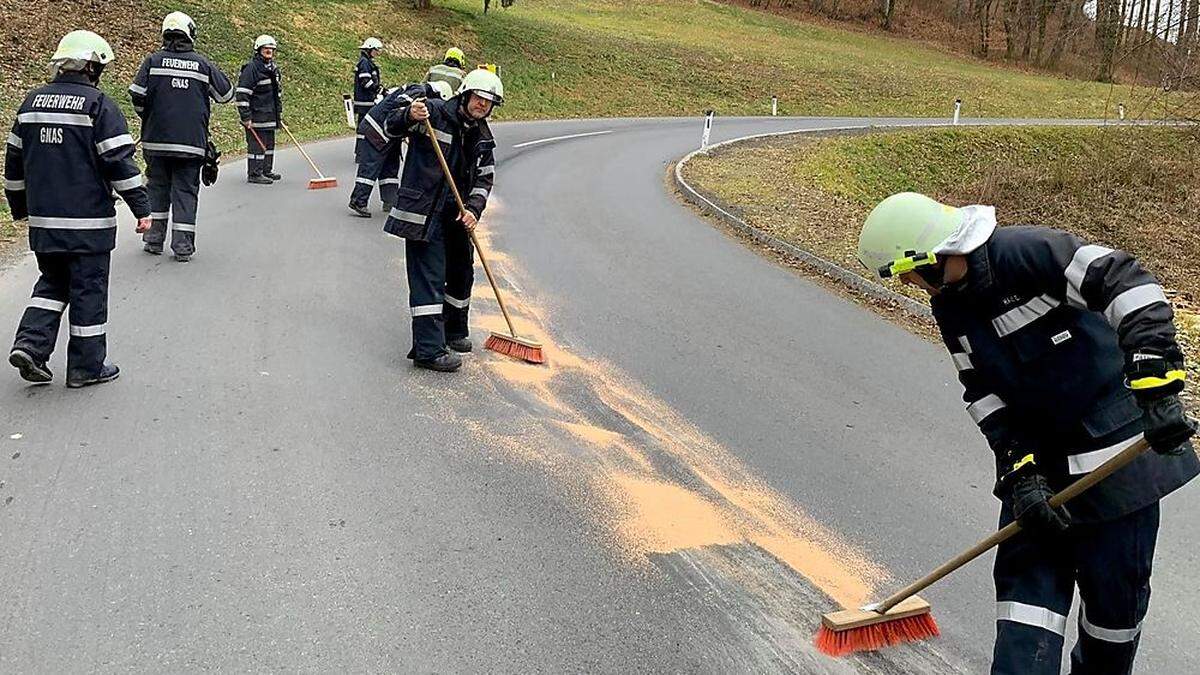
[451,231,887,611]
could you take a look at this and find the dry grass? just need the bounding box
[684,125,1200,397]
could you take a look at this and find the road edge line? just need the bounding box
[672,123,934,319]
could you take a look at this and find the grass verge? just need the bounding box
[1,0,1170,257]
[682,125,1200,398]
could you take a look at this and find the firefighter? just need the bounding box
[381,68,501,372]
[348,80,453,218]
[236,35,282,184]
[129,12,233,262]
[5,31,151,387]
[352,38,383,125]
[425,47,466,93]
[857,192,1200,674]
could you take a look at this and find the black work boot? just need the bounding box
[447,337,473,353]
[143,243,163,255]
[264,171,282,181]
[174,253,191,263]
[247,173,273,185]
[348,202,372,218]
[66,363,120,389]
[9,349,52,384]
[414,351,463,372]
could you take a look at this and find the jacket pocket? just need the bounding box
[395,186,423,203]
[1081,389,1143,438]
[1008,308,1074,363]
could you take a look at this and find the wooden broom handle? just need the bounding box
[420,116,519,339]
[280,123,327,179]
[876,436,1150,613]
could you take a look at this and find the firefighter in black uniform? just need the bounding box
[5,31,151,387]
[857,192,1200,675]
[381,69,501,372]
[352,38,383,126]
[348,80,453,218]
[129,12,233,261]
[236,35,282,184]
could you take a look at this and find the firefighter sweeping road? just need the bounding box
[1,116,1197,672]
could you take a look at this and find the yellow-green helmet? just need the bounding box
[857,192,963,279]
[444,47,465,68]
[50,30,115,66]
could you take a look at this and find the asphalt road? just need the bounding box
[1,116,1196,673]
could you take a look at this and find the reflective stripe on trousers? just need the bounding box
[991,503,1158,675]
[12,252,110,377]
[143,156,202,256]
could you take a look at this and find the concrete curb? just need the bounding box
[672,123,936,319]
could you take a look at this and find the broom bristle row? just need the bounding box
[814,612,939,657]
[485,334,545,364]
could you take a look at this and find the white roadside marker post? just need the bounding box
[701,110,714,151]
[772,96,778,116]
[953,98,962,126]
[343,94,355,129]
[1118,103,1126,121]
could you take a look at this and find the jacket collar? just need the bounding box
[52,72,96,88]
[445,96,494,140]
[164,37,195,52]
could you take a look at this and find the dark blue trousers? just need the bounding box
[403,208,475,360]
[992,503,1159,675]
[12,252,111,379]
[350,141,401,211]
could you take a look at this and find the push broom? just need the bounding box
[420,117,544,365]
[816,435,1152,657]
[280,122,338,190]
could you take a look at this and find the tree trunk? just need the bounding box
[1151,0,1162,42]
[974,0,994,56]
[1188,0,1200,51]
[1003,0,1020,58]
[1036,0,1057,61]
[1046,0,1078,65]
[1095,0,1121,80]
[1179,0,1190,49]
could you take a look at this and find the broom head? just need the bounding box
[307,177,338,190]
[815,595,938,657]
[485,332,545,364]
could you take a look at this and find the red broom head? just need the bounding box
[814,612,939,657]
[485,333,545,364]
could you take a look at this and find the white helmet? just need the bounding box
[162,11,196,39]
[459,68,504,105]
[427,80,453,100]
[50,30,114,66]
[254,34,277,51]
[360,37,383,50]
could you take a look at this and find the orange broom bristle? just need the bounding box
[307,178,338,190]
[485,333,545,364]
[814,612,939,657]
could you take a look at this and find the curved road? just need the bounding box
[1,117,1196,672]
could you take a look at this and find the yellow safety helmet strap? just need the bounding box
[879,250,937,279]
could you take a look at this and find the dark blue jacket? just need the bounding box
[380,96,495,241]
[357,82,444,154]
[4,73,150,254]
[932,226,1199,522]
[129,37,233,159]
[353,53,381,112]
[235,53,282,129]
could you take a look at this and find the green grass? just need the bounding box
[1,0,1168,246]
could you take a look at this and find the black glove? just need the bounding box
[1009,472,1072,535]
[1126,348,1195,454]
[994,446,1071,535]
[1140,394,1196,455]
[202,141,220,187]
